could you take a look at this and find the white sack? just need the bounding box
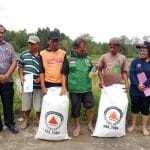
[92,84,128,137]
[35,87,70,140]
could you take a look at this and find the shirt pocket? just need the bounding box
[69,63,76,72]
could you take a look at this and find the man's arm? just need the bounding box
[98,67,105,88]
[39,55,47,94]
[18,67,24,85]
[121,57,129,91]
[0,60,17,83]
[60,55,69,95]
[122,71,129,91]
[98,56,105,88]
[40,73,47,94]
[5,60,17,77]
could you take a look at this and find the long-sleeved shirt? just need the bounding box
[129,58,150,96]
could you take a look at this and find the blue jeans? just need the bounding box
[0,82,15,127]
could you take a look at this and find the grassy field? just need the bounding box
[0,58,145,124]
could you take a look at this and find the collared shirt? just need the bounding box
[0,40,17,82]
[61,51,92,93]
[18,50,41,89]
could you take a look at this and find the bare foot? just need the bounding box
[20,120,29,129]
[143,128,149,136]
[87,124,94,133]
[127,125,135,132]
[73,127,80,137]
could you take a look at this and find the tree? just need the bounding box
[36,27,50,50]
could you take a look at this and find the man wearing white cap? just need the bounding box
[18,35,43,129]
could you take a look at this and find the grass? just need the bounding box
[0,58,147,124]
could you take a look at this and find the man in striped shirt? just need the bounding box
[18,35,43,129]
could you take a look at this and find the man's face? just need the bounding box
[28,42,39,52]
[109,44,120,55]
[0,27,5,43]
[47,39,59,51]
[75,42,87,57]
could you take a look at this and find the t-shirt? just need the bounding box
[99,52,127,86]
[40,49,66,87]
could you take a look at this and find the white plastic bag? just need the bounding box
[35,87,70,140]
[92,84,128,137]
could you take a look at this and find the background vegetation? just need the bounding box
[5,27,148,58]
[1,27,148,123]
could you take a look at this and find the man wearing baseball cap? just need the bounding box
[28,35,40,43]
[98,37,129,89]
[18,35,43,129]
[40,31,67,95]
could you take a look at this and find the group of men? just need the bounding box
[0,24,150,137]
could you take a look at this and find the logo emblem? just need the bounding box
[137,63,141,67]
[104,106,123,126]
[69,59,76,64]
[45,111,64,131]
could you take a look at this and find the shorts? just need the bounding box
[130,96,150,115]
[22,89,43,112]
[69,92,95,118]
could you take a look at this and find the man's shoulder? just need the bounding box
[40,49,47,54]
[2,41,14,49]
[58,49,67,54]
[117,53,127,59]
[20,50,29,56]
[19,50,31,59]
[100,53,109,59]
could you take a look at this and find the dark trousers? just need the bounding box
[0,82,15,127]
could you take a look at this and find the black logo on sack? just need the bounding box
[104,106,123,126]
[45,111,64,131]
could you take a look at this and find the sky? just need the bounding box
[1,0,150,42]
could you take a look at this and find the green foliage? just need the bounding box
[4,27,140,57]
[36,27,50,50]
[5,30,28,53]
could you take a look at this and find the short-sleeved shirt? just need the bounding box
[40,49,66,88]
[18,50,41,89]
[0,40,17,82]
[99,52,127,86]
[61,51,92,93]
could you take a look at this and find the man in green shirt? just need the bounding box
[61,38,95,136]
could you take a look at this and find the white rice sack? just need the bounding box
[92,84,128,137]
[35,87,70,140]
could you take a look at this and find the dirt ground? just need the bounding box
[0,117,150,150]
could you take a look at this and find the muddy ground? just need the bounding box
[0,117,150,150]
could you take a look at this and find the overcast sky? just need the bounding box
[1,0,150,42]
